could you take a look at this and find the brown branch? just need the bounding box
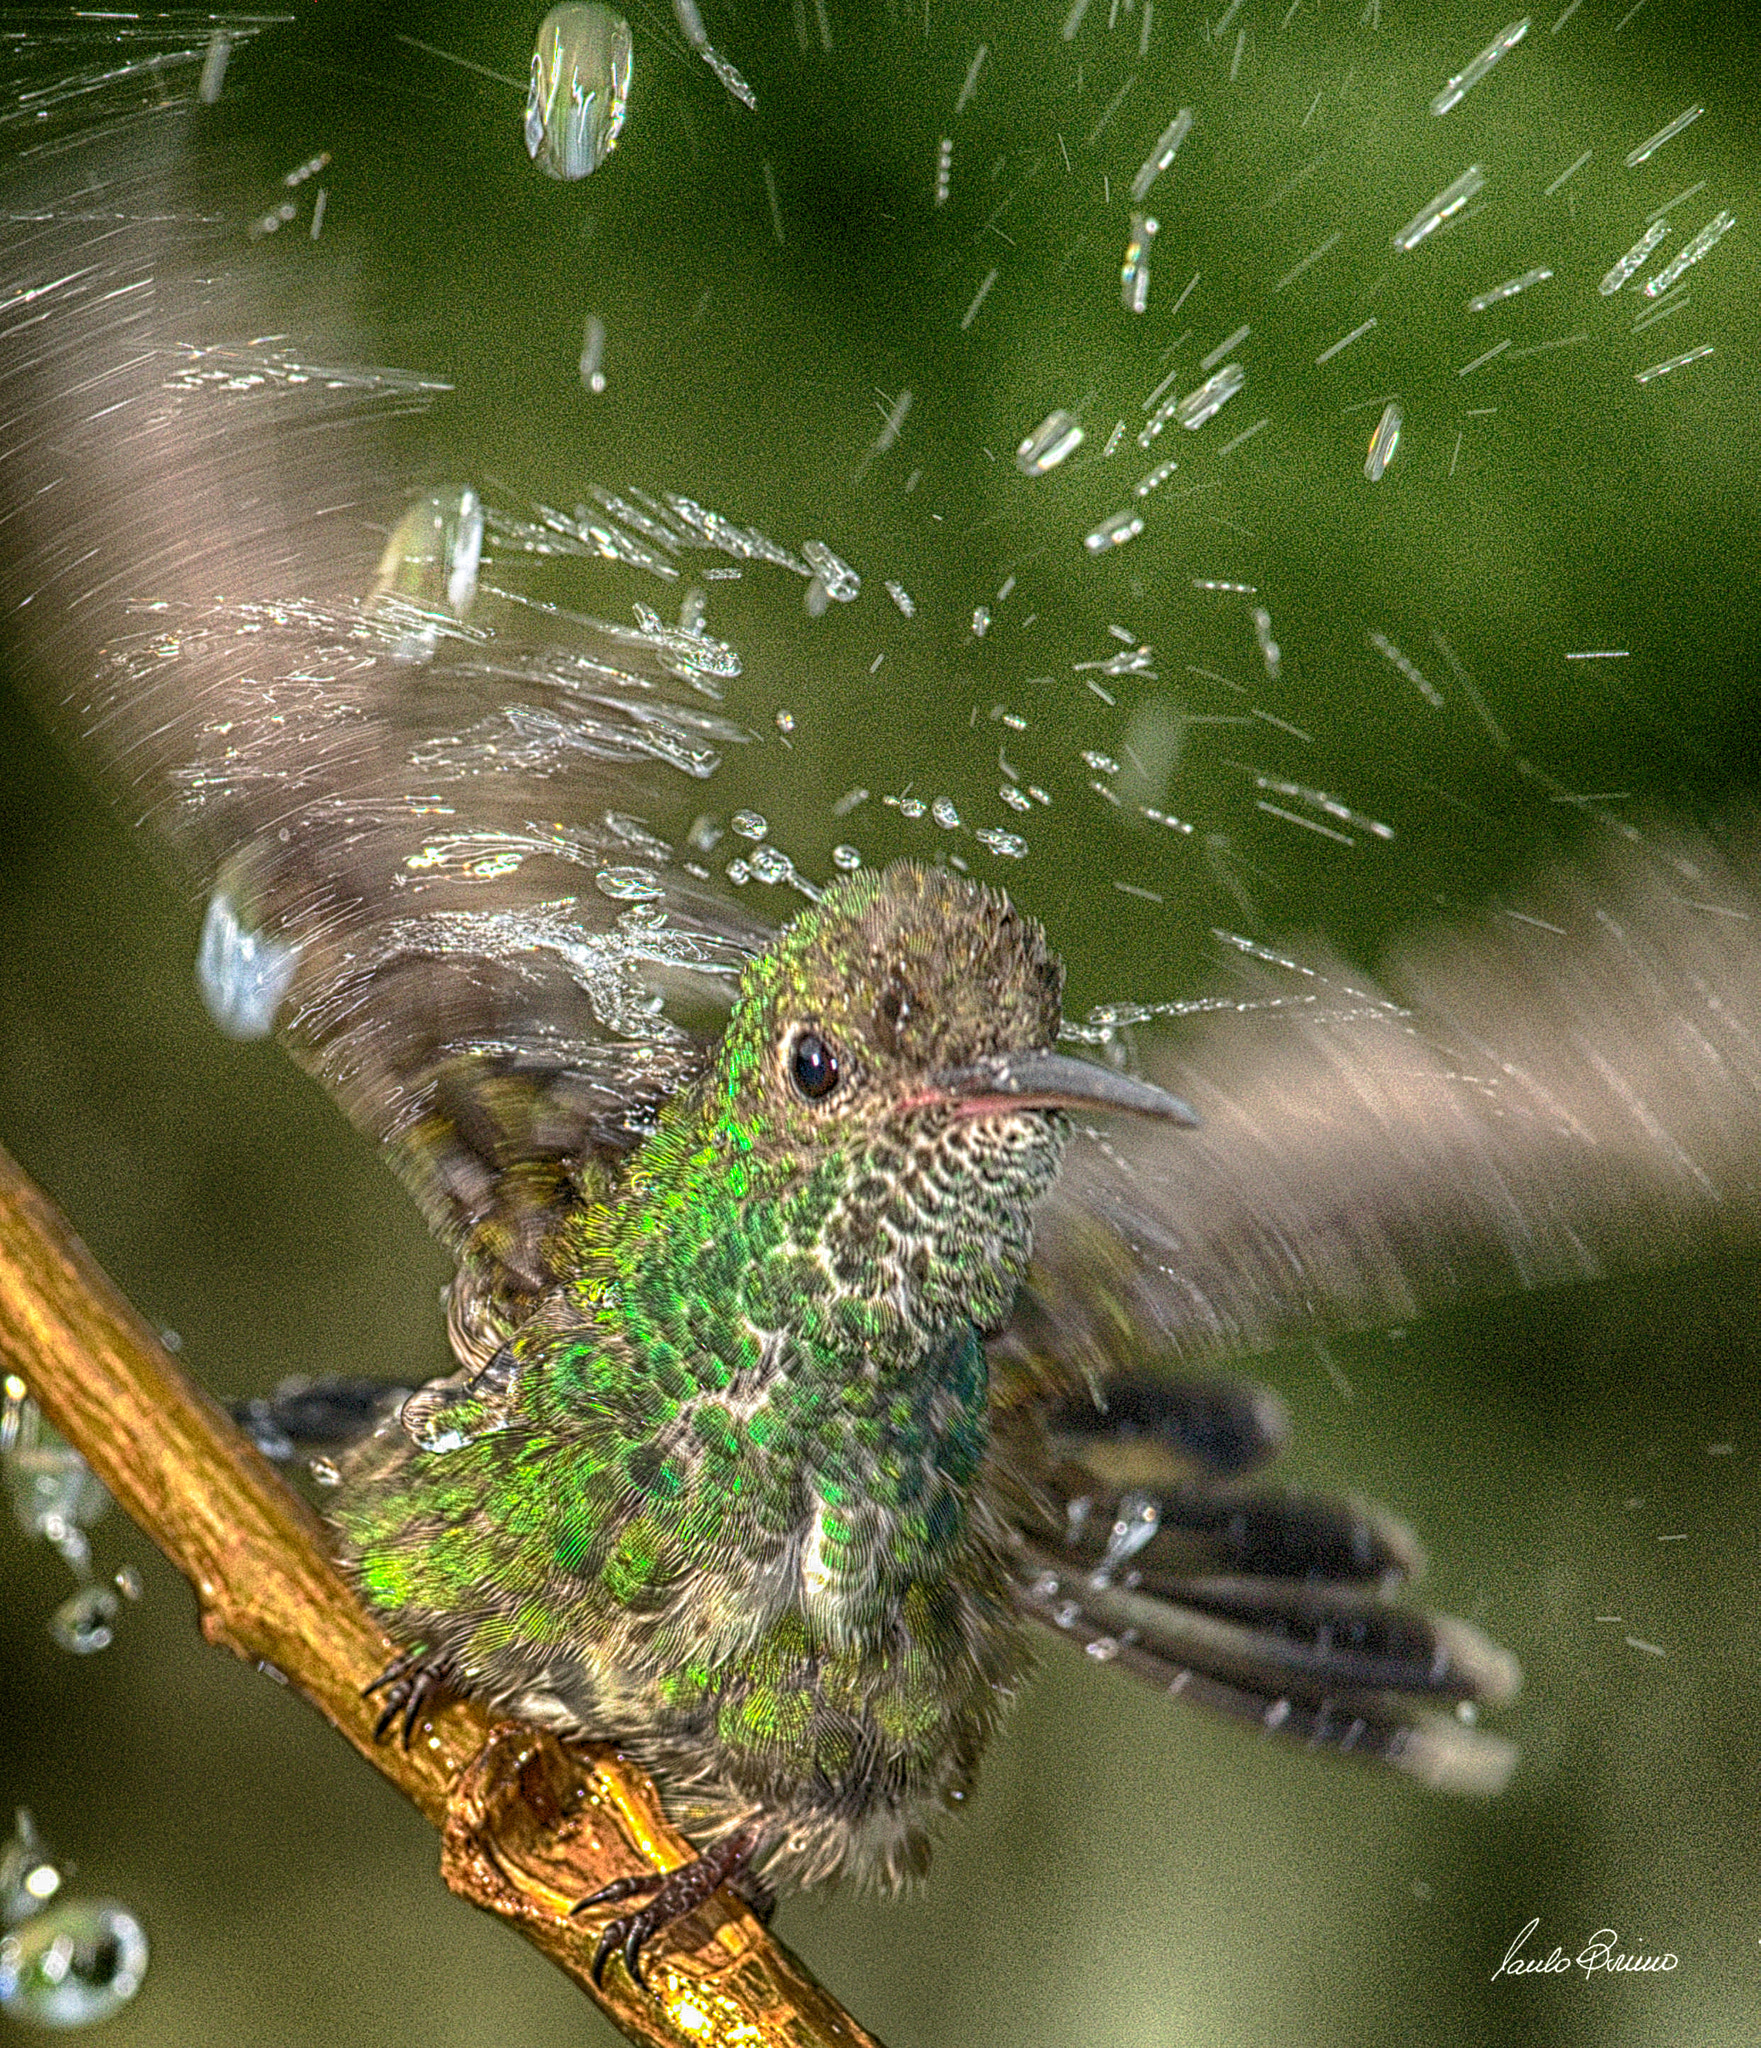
[0,1141,884,2048]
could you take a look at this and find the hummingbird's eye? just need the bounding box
[789,1030,840,1101]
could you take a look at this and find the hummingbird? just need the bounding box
[332,857,1527,1984]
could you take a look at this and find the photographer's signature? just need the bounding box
[1494,1918,1679,1983]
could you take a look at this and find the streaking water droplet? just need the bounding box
[1084,509,1145,553]
[1640,209,1735,298]
[1176,362,1245,429]
[578,312,607,392]
[1429,18,1528,116]
[0,1901,149,2026]
[525,5,632,179]
[1130,108,1192,203]
[594,865,666,901]
[0,1815,61,1925]
[1016,410,1084,475]
[801,540,860,601]
[1121,211,1159,314]
[1392,165,1484,250]
[1599,220,1671,295]
[2,1402,109,1556]
[370,487,484,659]
[1364,400,1402,480]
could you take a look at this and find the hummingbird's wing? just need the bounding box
[1002,825,1761,1385]
[0,31,775,1343]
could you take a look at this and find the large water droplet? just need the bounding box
[196,886,299,1041]
[525,6,632,180]
[2,1400,109,1552]
[369,486,484,658]
[48,1587,117,1657]
[0,1901,149,2028]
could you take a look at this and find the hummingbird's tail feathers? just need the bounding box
[1036,1370,1290,1486]
[1022,1470,1425,1590]
[1012,822,1761,1377]
[230,1374,411,1462]
[1013,1537,1520,1796]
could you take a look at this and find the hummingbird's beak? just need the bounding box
[933,1050,1200,1126]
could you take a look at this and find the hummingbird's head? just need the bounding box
[698,862,1195,1338]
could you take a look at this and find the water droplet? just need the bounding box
[398,1376,513,1456]
[1052,1600,1081,1629]
[1120,211,1159,314]
[1084,509,1144,554]
[730,810,769,840]
[112,1567,142,1603]
[1175,362,1245,430]
[196,886,299,1042]
[48,1587,118,1657]
[932,797,961,828]
[831,844,862,870]
[308,1458,341,1488]
[1085,1635,1120,1661]
[594,865,666,901]
[525,5,632,179]
[970,605,991,639]
[1015,410,1084,475]
[371,486,483,622]
[1098,1492,1161,1574]
[1364,401,1402,481]
[775,708,796,733]
[801,540,860,601]
[0,1902,149,2027]
[578,311,607,392]
[748,844,793,885]
[975,827,1028,858]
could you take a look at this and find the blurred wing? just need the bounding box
[0,20,778,1327]
[1003,825,1761,1385]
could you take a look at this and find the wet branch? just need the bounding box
[0,1141,883,2048]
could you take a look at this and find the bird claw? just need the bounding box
[573,1831,757,1993]
[362,1648,454,1748]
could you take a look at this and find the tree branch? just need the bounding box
[0,1141,884,2048]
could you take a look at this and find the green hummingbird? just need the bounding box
[330,858,1526,1985]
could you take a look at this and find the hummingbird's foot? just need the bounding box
[574,1827,758,1991]
[362,1648,456,1748]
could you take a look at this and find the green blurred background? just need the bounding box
[3,0,1760,2042]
